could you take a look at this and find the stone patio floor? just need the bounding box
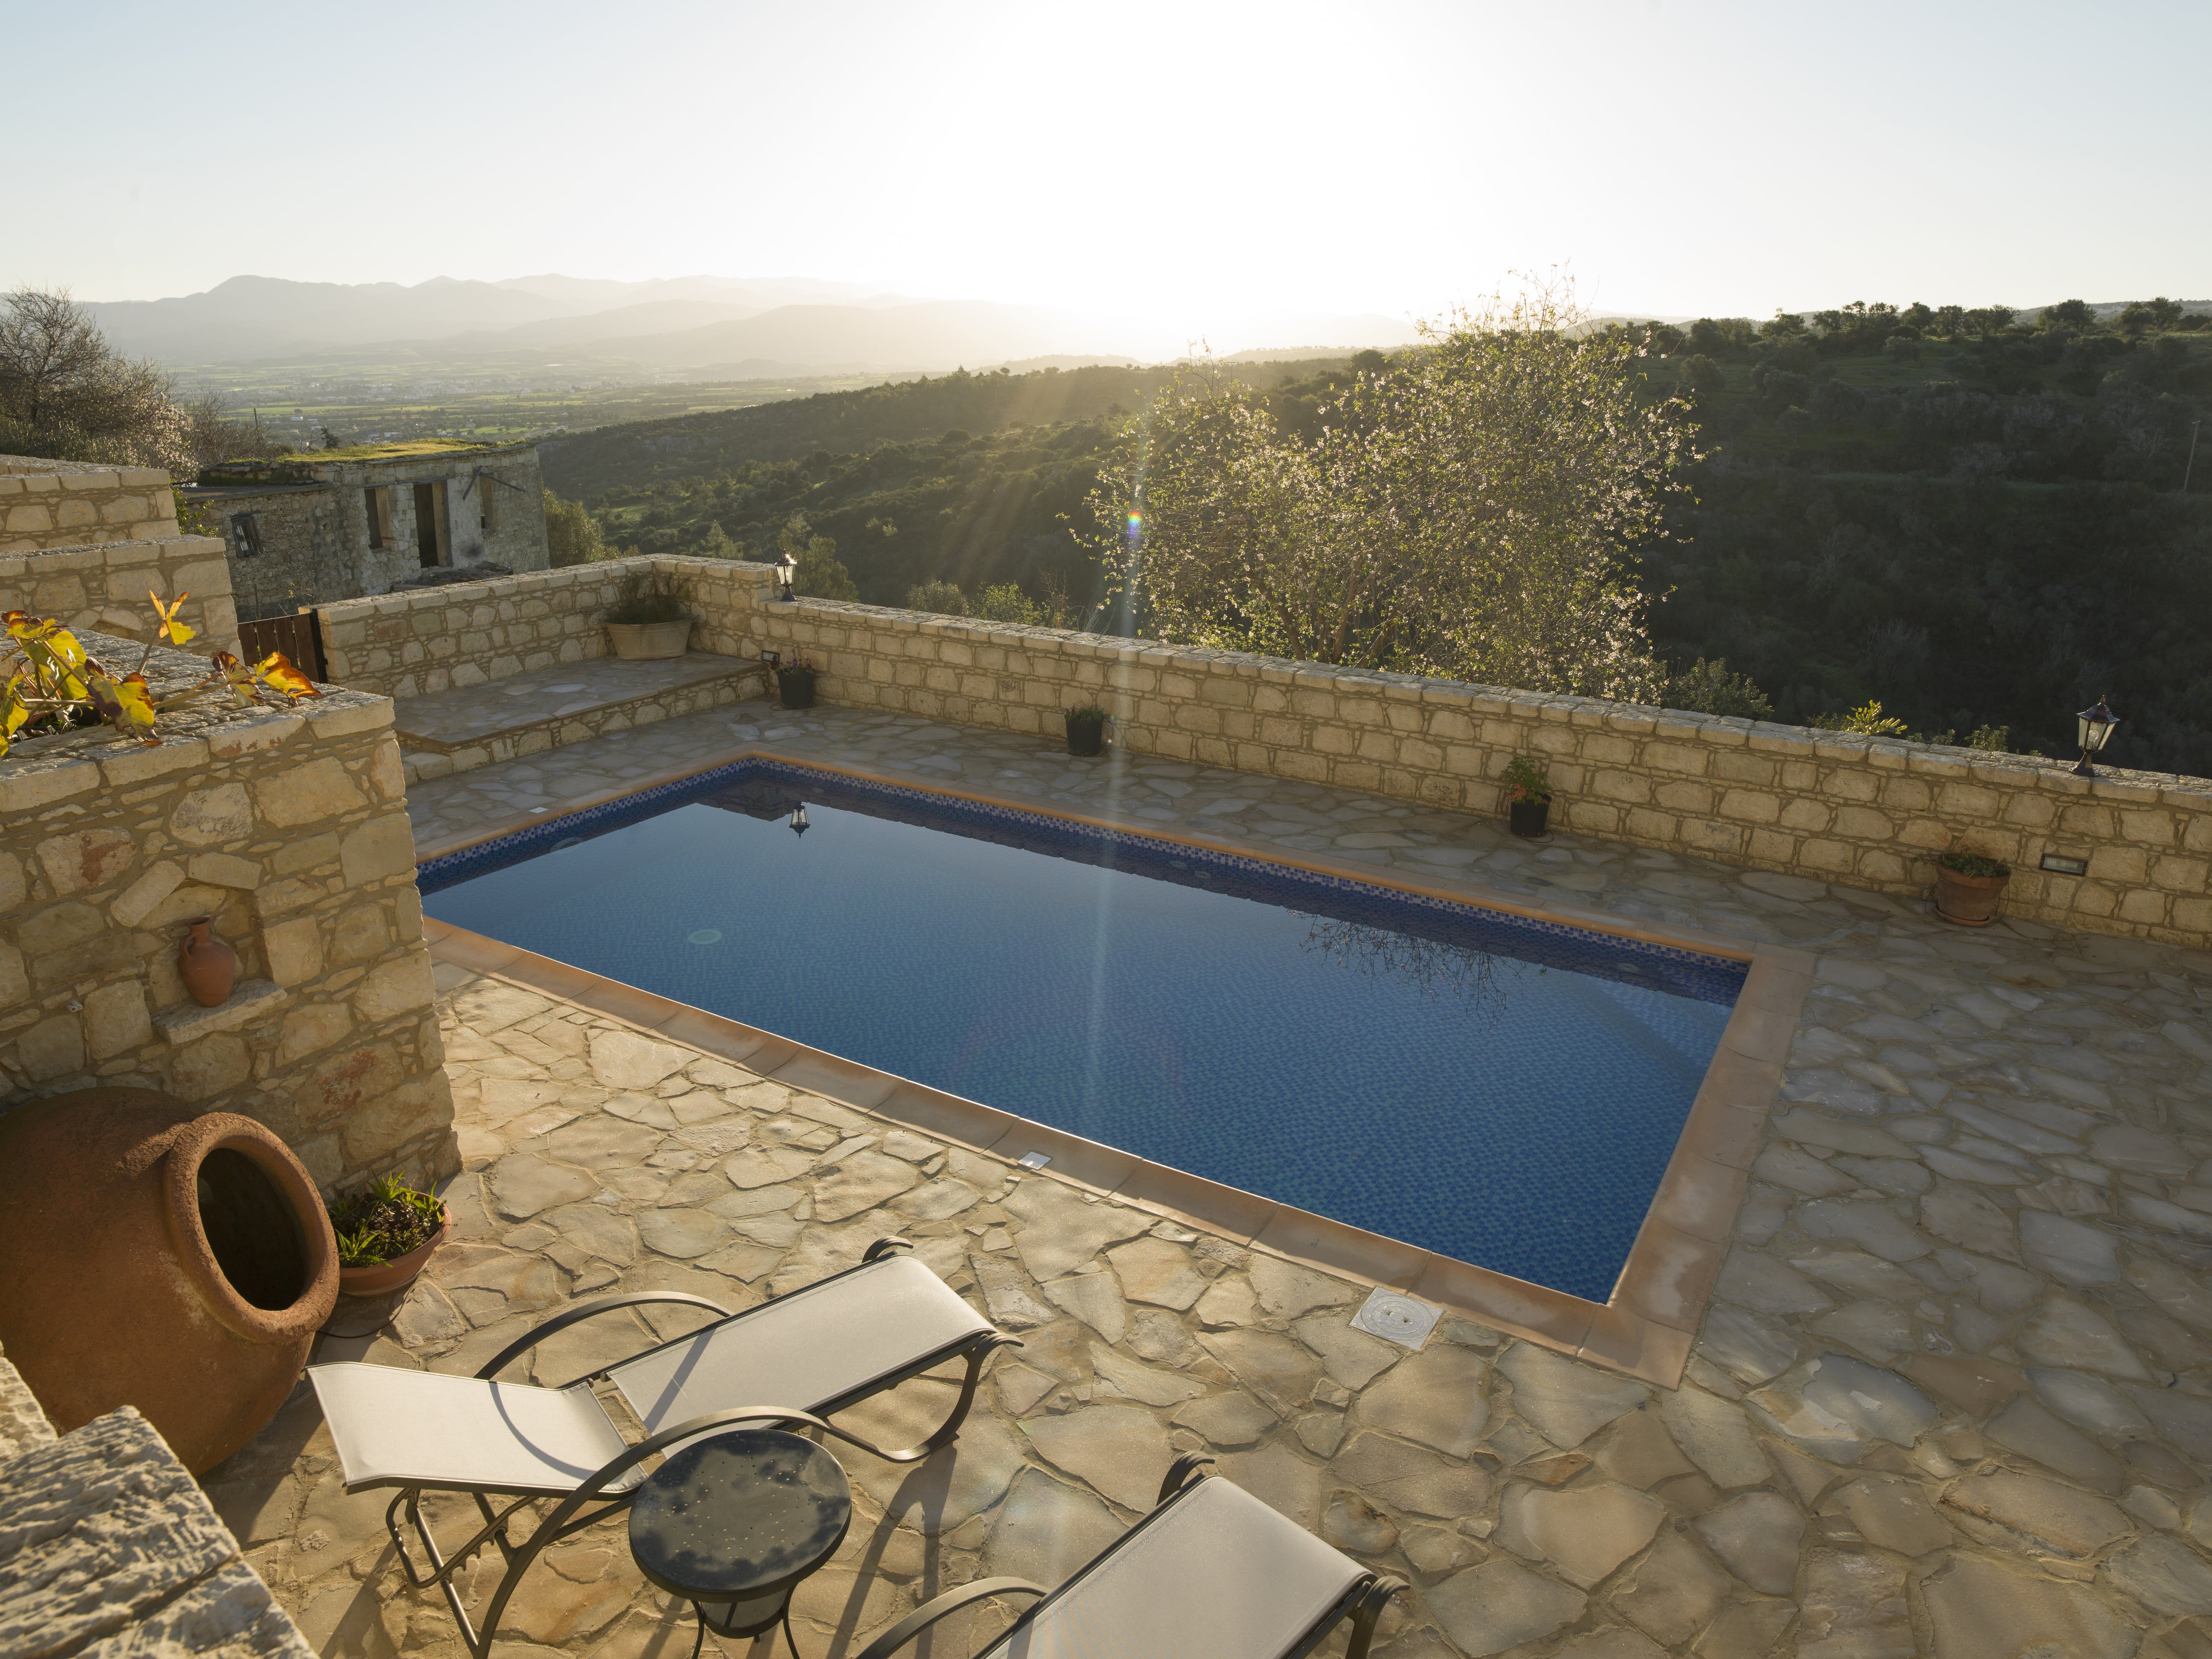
[207,695,2212,1659]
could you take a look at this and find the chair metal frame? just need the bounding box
[853,1455,1407,1659]
[349,1237,1018,1658]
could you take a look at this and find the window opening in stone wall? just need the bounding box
[229,512,263,557]
[365,486,394,549]
[413,480,448,568]
[478,471,499,534]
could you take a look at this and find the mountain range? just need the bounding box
[83,275,1421,377]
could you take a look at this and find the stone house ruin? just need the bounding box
[181,438,549,618]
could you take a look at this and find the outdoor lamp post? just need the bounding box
[776,551,798,602]
[2073,697,2120,778]
[789,804,809,837]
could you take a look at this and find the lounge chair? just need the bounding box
[854,1455,1406,1659]
[309,1238,1017,1658]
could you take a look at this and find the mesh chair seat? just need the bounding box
[981,1476,1368,1659]
[608,1253,993,1432]
[308,1366,638,1496]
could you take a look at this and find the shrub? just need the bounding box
[906,579,968,615]
[603,569,691,625]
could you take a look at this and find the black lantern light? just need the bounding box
[776,550,799,602]
[2073,697,2120,778]
[789,803,810,837]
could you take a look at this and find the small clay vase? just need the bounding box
[178,917,239,1007]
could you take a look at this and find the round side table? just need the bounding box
[627,1428,853,1658]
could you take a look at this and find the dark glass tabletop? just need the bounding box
[627,1429,853,1605]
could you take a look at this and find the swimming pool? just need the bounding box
[421,760,1748,1302]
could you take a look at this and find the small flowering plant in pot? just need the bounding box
[330,1174,450,1297]
[1502,753,1553,839]
[777,652,818,710]
[1065,703,1110,757]
[1934,849,2012,927]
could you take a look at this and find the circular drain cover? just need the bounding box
[687,929,723,945]
[1349,1287,1443,1349]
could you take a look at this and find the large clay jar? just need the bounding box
[178,916,239,1006]
[0,1088,337,1473]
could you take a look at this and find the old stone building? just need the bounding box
[181,438,549,617]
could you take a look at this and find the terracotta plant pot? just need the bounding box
[606,618,695,660]
[177,916,238,1007]
[0,1088,337,1473]
[778,666,817,709]
[1509,797,1551,839]
[337,1205,450,1298]
[1065,712,1107,757]
[1935,865,2009,926]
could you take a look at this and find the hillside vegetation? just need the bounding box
[544,304,2212,774]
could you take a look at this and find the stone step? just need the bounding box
[395,651,768,784]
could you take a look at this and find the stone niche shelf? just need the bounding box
[394,651,769,785]
[153,979,288,1044]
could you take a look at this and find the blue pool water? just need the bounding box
[422,761,1744,1300]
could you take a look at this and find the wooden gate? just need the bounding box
[237,610,328,684]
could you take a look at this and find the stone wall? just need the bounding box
[308,554,2212,948]
[189,484,349,616]
[0,457,178,553]
[1,534,241,658]
[0,636,455,1193]
[317,562,637,699]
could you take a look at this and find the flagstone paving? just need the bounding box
[207,695,2212,1657]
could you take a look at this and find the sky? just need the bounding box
[8,0,2209,338]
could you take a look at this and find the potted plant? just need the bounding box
[330,1174,451,1297]
[1503,753,1552,838]
[1934,849,2012,926]
[1065,703,1110,757]
[777,653,818,709]
[601,570,695,660]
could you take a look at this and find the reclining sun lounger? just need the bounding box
[309,1238,1016,1657]
[855,1455,1406,1659]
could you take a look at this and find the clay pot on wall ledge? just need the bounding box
[0,1088,338,1473]
[606,618,696,660]
[178,917,239,1006]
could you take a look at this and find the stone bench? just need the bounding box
[395,650,770,784]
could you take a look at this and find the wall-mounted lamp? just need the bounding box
[776,551,799,603]
[2073,697,2120,778]
[789,804,810,837]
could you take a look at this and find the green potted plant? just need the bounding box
[601,570,695,660]
[1503,753,1552,838]
[777,652,818,709]
[1065,703,1110,757]
[330,1174,450,1297]
[1934,849,2011,926]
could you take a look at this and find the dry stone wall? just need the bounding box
[317,563,636,699]
[310,555,2212,948]
[1,534,241,657]
[0,457,178,553]
[0,636,454,1192]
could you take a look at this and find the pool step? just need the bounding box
[394,651,769,786]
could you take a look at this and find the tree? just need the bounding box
[542,490,611,565]
[973,583,1042,624]
[0,286,266,478]
[1680,355,1727,396]
[1086,276,1691,699]
[780,514,856,600]
[2039,299,2094,330]
[906,578,967,614]
[1663,657,1774,719]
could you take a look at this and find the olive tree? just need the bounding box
[1085,278,1694,700]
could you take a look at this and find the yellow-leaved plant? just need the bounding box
[0,590,321,760]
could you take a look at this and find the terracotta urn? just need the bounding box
[336,1204,451,1298]
[1935,865,2010,926]
[0,1088,337,1473]
[178,916,239,1006]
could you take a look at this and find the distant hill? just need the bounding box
[538,357,1352,498]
